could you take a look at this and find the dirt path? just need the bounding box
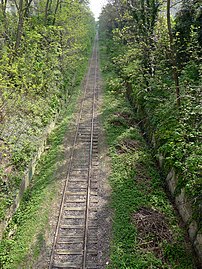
[34,36,111,269]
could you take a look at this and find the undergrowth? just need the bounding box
[0,85,81,269]
[101,46,197,269]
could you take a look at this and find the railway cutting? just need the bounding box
[49,35,106,269]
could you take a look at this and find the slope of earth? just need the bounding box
[0,35,199,269]
[0,40,111,269]
[100,44,200,269]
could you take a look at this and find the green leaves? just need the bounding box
[101,56,196,267]
[0,0,95,226]
[99,0,202,240]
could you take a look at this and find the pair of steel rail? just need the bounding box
[49,37,100,269]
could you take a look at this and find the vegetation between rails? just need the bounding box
[100,44,197,268]
[0,84,81,268]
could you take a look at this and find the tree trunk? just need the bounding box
[14,0,24,54]
[52,0,60,25]
[24,0,33,17]
[167,0,180,108]
[45,0,51,23]
[1,0,7,17]
[1,0,8,41]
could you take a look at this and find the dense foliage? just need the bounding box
[0,0,95,221]
[99,0,201,226]
[0,88,81,268]
[101,56,196,268]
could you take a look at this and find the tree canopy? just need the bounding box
[0,0,95,221]
[99,0,202,226]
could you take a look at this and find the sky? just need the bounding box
[89,0,108,20]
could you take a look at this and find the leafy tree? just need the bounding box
[0,0,95,221]
[99,0,202,226]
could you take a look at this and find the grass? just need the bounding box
[100,44,197,269]
[0,85,81,269]
[0,44,197,269]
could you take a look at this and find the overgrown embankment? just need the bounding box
[101,45,199,268]
[0,1,95,228]
[0,85,81,268]
[99,0,201,261]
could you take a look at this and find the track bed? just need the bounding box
[49,36,101,269]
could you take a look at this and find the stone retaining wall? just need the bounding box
[0,113,59,239]
[128,77,201,265]
[164,166,202,262]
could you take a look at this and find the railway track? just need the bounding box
[49,36,101,269]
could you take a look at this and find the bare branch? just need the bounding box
[12,0,20,11]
